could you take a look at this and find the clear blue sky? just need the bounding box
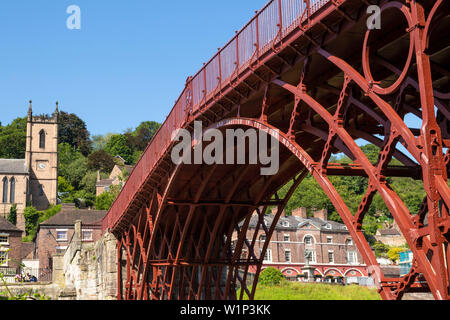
[0,0,267,136]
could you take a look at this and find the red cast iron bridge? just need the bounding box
[102,0,450,300]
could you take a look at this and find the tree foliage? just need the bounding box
[105,134,133,164]
[94,184,121,211]
[279,144,426,241]
[7,204,17,226]
[23,205,62,242]
[0,117,27,159]
[58,111,92,156]
[87,150,115,173]
[258,267,285,286]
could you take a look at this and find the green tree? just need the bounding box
[63,157,88,190]
[95,184,121,210]
[105,134,133,164]
[87,150,115,173]
[373,241,389,259]
[23,205,62,242]
[0,117,27,159]
[58,111,92,156]
[80,171,99,195]
[91,133,115,151]
[58,176,74,193]
[258,267,285,286]
[23,207,40,238]
[388,247,407,264]
[127,121,161,151]
[7,204,17,226]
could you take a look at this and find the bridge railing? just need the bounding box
[103,0,331,231]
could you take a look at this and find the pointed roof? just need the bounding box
[0,216,22,233]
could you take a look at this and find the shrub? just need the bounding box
[388,247,407,263]
[22,205,62,242]
[258,267,285,286]
[7,204,17,225]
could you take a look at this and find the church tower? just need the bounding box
[25,101,59,210]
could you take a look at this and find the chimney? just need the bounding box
[313,209,328,221]
[292,207,307,219]
[271,207,285,217]
[97,170,101,182]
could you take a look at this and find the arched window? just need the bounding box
[39,130,46,149]
[9,178,15,204]
[2,178,8,203]
[304,235,314,245]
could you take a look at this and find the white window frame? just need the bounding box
[304,235,314,246]
[325,223,332,230]
[327,236,333,244]
[0,249,8,267]
[56,229,68,242]
[82,229,93,241]
[346,239,353,246]
[283,234,290,242]
[285,249,291,263]
[0,234,9,245]
[347,251,358,265]
[328,250,335,264]
[262,249,272,263]
[305,249,316,264]
[282,221,290,227]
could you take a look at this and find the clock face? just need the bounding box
[38,162,46,170]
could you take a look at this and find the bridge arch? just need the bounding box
[107,0,449,301]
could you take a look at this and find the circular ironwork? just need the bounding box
[362,2,414,96]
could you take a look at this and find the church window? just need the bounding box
[39,184,44,196]
[9,178,15,204]
[2,178,8,203]
[39,130,46,149]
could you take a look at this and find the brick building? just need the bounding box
[0,217,23,271]
[245,208,368,280]
[33,204,107,270]
[96,164,133,197]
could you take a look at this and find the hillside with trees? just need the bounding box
[278,144,426,243]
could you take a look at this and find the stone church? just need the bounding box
[0,101,59,231]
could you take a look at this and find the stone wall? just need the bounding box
[58,220,118,300]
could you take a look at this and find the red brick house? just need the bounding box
[244,208,368,281]
[0,217,23,272]
[33,204,107,271]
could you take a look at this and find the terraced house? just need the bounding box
[244,208,368,281]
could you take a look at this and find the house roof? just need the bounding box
[117,165,134,174]
[0,159,28,175]
[21,242,34,260]
[244,213,349,233]
[96,179,114,187]
[39,209,107,228]
[378,229,401,236]
[0,216,23,233]
[381,266,401,277]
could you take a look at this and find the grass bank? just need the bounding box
[242,282,381,300]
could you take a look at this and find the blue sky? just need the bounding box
[0,0,267,136]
